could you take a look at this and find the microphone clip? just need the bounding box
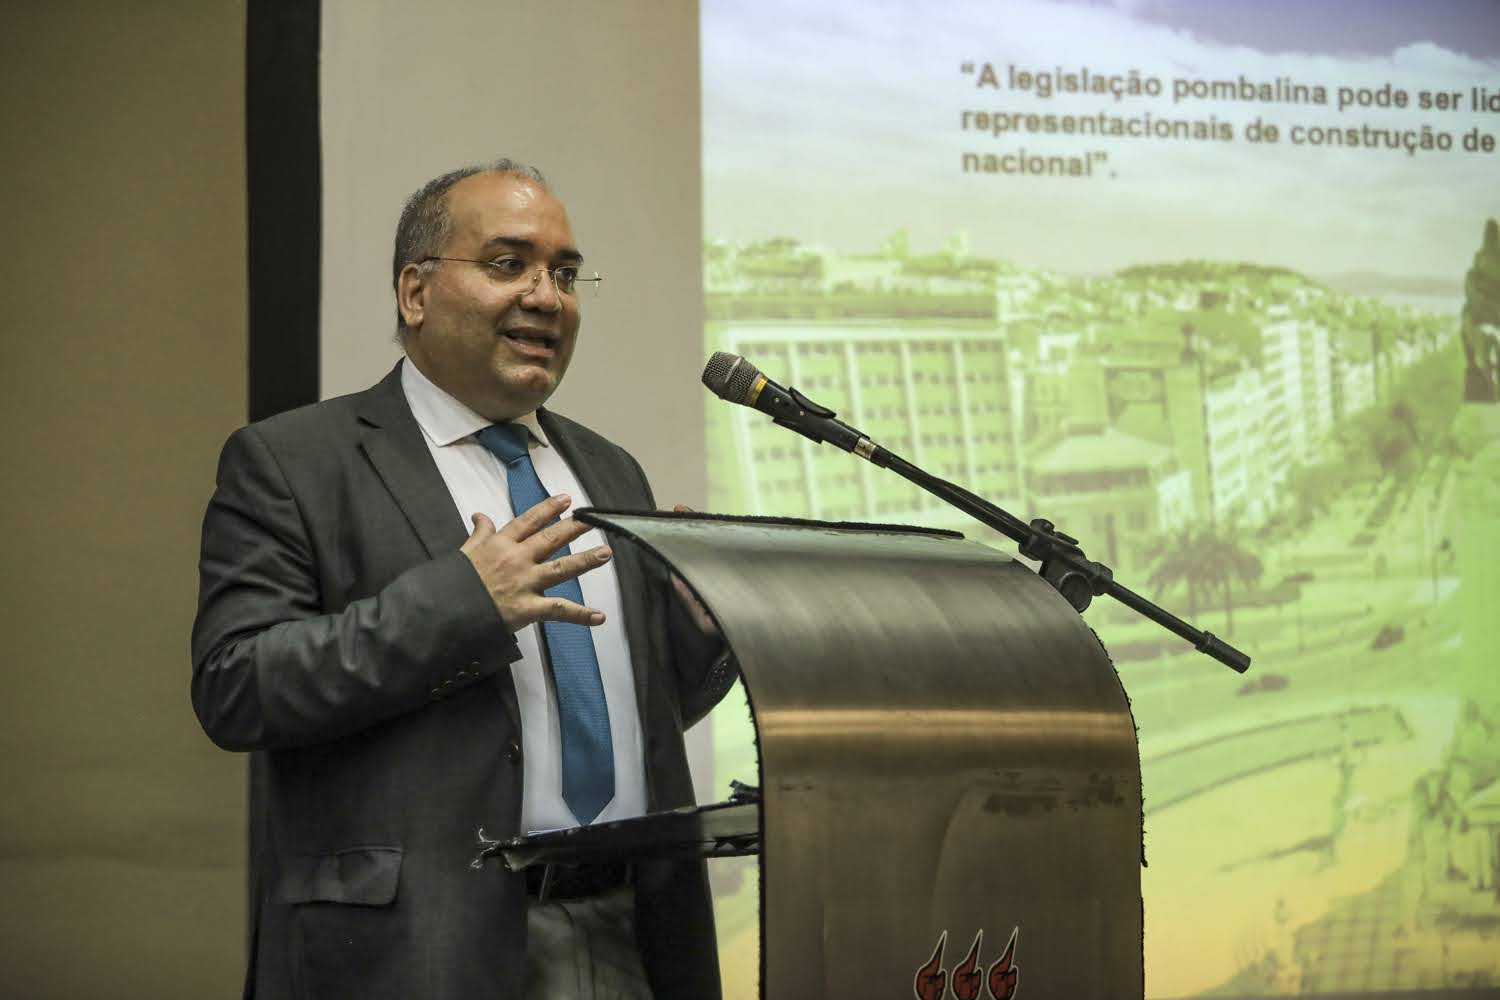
[779,385,839,423]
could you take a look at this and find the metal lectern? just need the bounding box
[479,511,1142,999]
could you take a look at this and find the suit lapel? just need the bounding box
[356,364,469,558]
[356,362,521,729]
[538,409,631,509]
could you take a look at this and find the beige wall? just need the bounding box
[0,1,248,995]
[320,0,708,510]
[0,2,709,993]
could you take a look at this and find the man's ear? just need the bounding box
[397,262,429,331]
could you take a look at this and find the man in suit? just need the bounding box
[192,159,734,999]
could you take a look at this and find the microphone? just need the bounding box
[701,352,888,464]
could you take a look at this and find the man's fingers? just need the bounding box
[461,512,497,558]
[470,499,615,630]
[526,514,595,556]
[672,573,720,637]
[539,546,612,587]
[537,595,606,627]
[500,494,572,540]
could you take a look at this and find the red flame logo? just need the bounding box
[952,931,984,1000]
[986,927,1020,1000]
[913,926,1021,998]
[913,931,947,1000]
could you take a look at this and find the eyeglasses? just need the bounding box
[420,256,603,296]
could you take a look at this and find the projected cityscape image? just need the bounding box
[701,1,1500,995]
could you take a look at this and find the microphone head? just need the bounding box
[701,351,763,405]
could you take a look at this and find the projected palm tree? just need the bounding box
[1148,526,1209,622]
[1462,218,1500,402]
[1149,522,1265,635]
[1283,461,1342,523]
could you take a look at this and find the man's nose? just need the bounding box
[519,268,564,312]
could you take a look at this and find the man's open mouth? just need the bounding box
[504,329,558,355]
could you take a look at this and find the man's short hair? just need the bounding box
[391,158,549,337]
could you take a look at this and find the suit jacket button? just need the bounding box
[430,687,442,698]
[505,740,523,764]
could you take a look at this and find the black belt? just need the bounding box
[524,862,632,902]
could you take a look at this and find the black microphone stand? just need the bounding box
[861,446,1251,673]
[704,351,1250,673]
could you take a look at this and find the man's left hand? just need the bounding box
[671,504,720,637]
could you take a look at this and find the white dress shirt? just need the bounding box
[401,360,647,831]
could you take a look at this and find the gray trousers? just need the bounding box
[525,885,653,1000]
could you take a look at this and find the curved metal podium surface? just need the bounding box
[579,510,1142,1000]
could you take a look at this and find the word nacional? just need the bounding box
[960,148,1109,178]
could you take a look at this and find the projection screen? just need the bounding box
[699,1,1500,997]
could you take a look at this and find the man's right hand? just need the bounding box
[460,495,611,630]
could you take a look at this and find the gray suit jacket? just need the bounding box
[191,363,731,999]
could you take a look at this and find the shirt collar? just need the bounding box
[400,358,550,449]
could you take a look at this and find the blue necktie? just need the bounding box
[475,423,615,825]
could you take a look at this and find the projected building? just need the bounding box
[1026,425,1193,577]
[705,323,1025,532]
[706,240,1457,555]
